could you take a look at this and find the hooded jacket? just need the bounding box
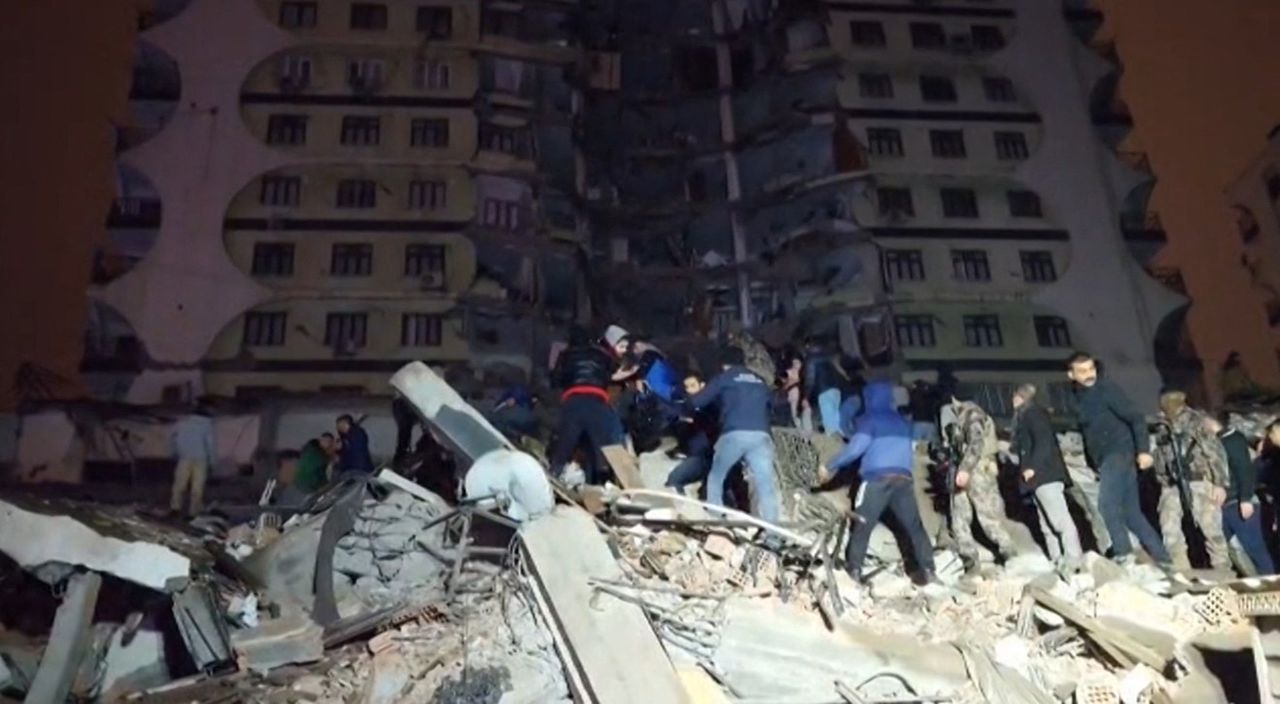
[828,382,913,481]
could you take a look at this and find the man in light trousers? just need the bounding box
[170,406,215,516]
[1012,384,1082,570]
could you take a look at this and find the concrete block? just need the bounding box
[99,629,170,699]
[232,612,323,674]
[703,534,736,561]
[360,650,411,704]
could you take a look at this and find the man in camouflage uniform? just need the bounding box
[947,394,1018,570]
[1152,390,1230,572]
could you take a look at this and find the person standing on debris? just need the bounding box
[170,405,215,516]
[690,347,780,522]
[804,339,848,437]
[781,354,812,432]
[1207,414,1276,574]
[336,414,375,474]
[550,326,623,484]
[1066,351,1173,569]
[295,432,336,493]
[820,381,937,584]
[1151,390,1232,573]
[946,392,1019,572]
[1011,384,1082,569]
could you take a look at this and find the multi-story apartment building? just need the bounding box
[85,0,587,401]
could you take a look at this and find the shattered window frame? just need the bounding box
[894,314,936,348]
[849,20,887,48]
[951,249,991,281]
[867,127,904,157]
[325,312,369,348]
[940,187,979,218]
[251,242,295,276]
[962,314,1003,347]
[884,249,925,282]
[1034,315,1072,348]
[330,243,374,276]
[994,131,1030,161]
[929,129,966,159]
[401,313,444,347]
[242,311,288,347]
[1020,250,1057,282]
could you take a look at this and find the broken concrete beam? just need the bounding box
[463,448,554,522]
[390,362,512,465]
[25,572,102,704]
[231,611,324,675]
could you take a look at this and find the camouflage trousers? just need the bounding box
[1158,480,1230,571]
[952,458,1016,562]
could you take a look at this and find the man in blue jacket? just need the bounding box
[336,414,376,474]
[690,347,780,523]
[821,381,936,583]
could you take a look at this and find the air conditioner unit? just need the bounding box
[419,271,446,290]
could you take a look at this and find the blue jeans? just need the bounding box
[1222,501,1276,574]
[817,389,843,436]
[1098,453,1170,563]
[707,430,780,523]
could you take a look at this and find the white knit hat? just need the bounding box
[603,324,630,348]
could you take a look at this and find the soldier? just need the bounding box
[946,392,1018,572]
[1152,390,1231,572]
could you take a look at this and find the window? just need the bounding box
[963,315,1003,347]
[349,3,388,30]
[1034,316,1072,348]
[243,312,287,347]
[995,131,1029,160]
[884,249,925,282]
[252,243,295,276]
[482,198,520,231]
[347,59,385,91]
[878,187,914,217]
[941,188,979,218]
[331,244,373,276]
[1020,250,1057,282]
[483,8,522,37]
[1266,171,1280,201]
[919,75,957,103]
[867,127,904,157]
[858,73,893,99]
[415,60,451,90]
[971,25,1006,51]
[259,175,301,207]
[479,123,530,157]
[910,22,946,49]
[849,20,886,47]
[417,6,453,37]
[280,56,313,89]
[1007,189,1042,218]
[325,313,368,349]
[408,179,447,210]
[266,114,308,145]
[401,314,443,347]
[404,244,446,279]
[983,76,1016,103]
[279,1,317,28]
[340,116,381,146]
[410,118,450,147]
[951,249,990,281]
[895,315,936,348]
[930,129,966,158]
[336,179,377,209]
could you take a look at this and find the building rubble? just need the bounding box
[0,362,1274,703]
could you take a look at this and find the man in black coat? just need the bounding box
[1012,383,1082,569]
[549,326,623,484]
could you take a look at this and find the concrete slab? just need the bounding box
[25,572,102,704]
[231,611,324,675]
[389,362,511,466]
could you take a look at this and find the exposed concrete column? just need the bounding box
[25,571,103,704]
[712,0,752,325]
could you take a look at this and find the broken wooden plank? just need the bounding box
[1027,586,1168,672]
[26,572,102,704]
[601,445,644,489]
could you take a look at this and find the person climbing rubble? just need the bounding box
[820,381,937,585]
[1207,413,1276,574]
[550,325,623,484]
[945,391,1019,573]
[1011,384,1082,571]
[1152,390,1232,573]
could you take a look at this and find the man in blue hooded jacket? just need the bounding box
[821,381,936,583]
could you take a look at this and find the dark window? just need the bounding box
[266,114,308,145]
[325,313,368,349]
[252,242,294,276]
[404,244,446,279]
[1266,172,1280,201]
[995,131,1029,160]
[259,175,301,207]
[1034,316,1072,348]
[346,59,385,91]
[349,3,387,30]
[243,312,287,347]
[878,187,914,216]
[479,123,530,157]
[983,76,1016,102]
[408,179,447,210]
[336,179,377,209]
[858,72,893,98]
[895,314,936,348]
[919,75,957,103]
[331,243,373,276]
[483,9,522,38]
[482,198,520,231]
[930,129,966,158]
[280,56,313,89]
[401,314,444,346]
[963,315,1003,347]
[910,22,946,49]
[410,118,450,147]
[340,116,381,146]
[867,127,904,157]
[415,60,451,90]
[849,20,886,47]
[417,6,453,37]
[971,24,1006,51]
[884,249,925,282]
[1007,189,1042,218]
[941,188,979,218]
[951,249,990,281]
[1020,250,1057,282]
[279,1,317,28]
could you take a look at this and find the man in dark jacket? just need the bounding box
[336,414,375,474]
[690,347,780,522]
[550,326,623,483]
[1066,351,1172,569]
[804,339,847,437]
[1012,384,1082,568]
[1207,414,1275,574]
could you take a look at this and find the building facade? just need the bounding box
[1226,127,1280,385]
